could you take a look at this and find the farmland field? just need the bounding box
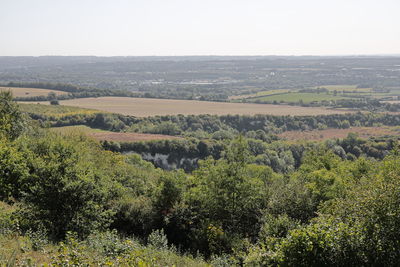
[23,97,353,116]
[382,100,400,104]
[51,125,179,142]
[250,92,349,103]
[18,103,100,117]
[0,86,67,97]
[232,86,371,104]
[279,126,400,141]
[229,89,292,100]
[314,85,368,91]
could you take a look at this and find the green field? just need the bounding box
[251,92,350,104]
[233,85,372,104]
[18,103,101,117]
[240,84,400,104]
[315,85,359,91]
[252,89,292,97]
[50,125,107,134]
[229,89,293,100]
[314,85,373,92]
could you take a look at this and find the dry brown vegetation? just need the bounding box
[29,97,353,117]
[0,87,67,97]
[381,100,400,104]
[88,132,180,142]
[279,126,400,141]
[51,125,178,142]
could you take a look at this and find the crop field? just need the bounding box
[314,85,364,91]
[24,97,353,116]
[387,87,400,94]
[279,126,400,141]
[18,103,100,117]
[51,125,179,142]
[51,125,107,134]
[233,85,373,104]
[0,86,67,97]
[229,89,292,100]
[381,100,400,104]
[251,92,349,103]
[230,86,373,101]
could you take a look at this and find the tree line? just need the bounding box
[26,106,400,137]
[4,82,140,101]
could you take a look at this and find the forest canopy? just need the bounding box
[2,91,400,265]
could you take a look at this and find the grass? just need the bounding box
[229,89,292,100]
[252,92,349,104]
[232,86,372,104]
[51,125,180,142]
[231,86,373,101]
[18,103,101,118]
[0,201,208,266]
[387,87,400,93]
[20,97,353,116]
[0,234,53,266]
[0,201,53,266]
[314,85,374,93]
[279,126,400,141]
[0,86,67,97]
[50,125,107,134]
[315,85,358,90]
[254,89,292,96]
[0,230,208,266]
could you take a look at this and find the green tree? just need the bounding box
[0,91,25,140]
[0,139,30,201]
[18,134,121,239]
[183,137,270,254]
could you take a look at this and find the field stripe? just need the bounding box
[22,97,354,117]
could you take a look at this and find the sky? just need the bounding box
[0,0,399,56]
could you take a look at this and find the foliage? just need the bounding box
[4,90,400,265]
[246,151,400,266]
[14,133,122,239]
[0,91,25,139]
[147,229,169,250]
[170,137,273,255]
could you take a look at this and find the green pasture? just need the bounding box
[250,92,351,104]
[50,125,107,134]
[18,103,100,117]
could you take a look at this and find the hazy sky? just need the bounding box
[1,0,399,56]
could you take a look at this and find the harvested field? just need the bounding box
[26,97,353,117]
[279,126,400,141]
[1,87,67,97]
[51,125,179,142]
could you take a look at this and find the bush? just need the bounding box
[15,134,122,239]
[148,229,169,250]
[26,227,48,251]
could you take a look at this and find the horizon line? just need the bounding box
[1,54,400,58]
